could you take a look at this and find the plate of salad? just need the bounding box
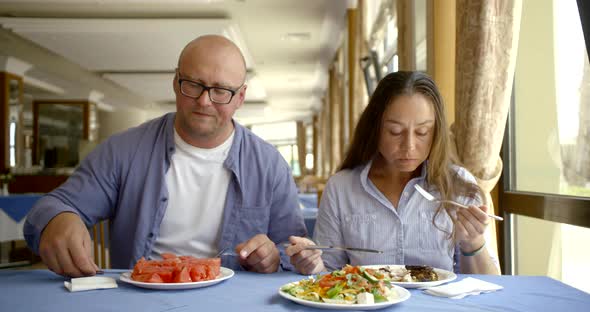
[279,265,411,310]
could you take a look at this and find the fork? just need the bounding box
[214,247,238,258]
[281,243,383,253]
[414,184,503,221]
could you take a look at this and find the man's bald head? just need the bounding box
[177,35,247,82]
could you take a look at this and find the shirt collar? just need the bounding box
[224,119,243,172]
[359,158,429,192]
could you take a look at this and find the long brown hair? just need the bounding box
[340,71,483,237]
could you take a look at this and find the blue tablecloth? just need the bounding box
[0,194,42,222]
[298,193,318,209]
[298,193,318,236]
[302,207,317,237]
[0,270,588,311]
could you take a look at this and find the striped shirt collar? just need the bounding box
[359,158,429,192]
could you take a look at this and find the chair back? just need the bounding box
[92,220,110,269]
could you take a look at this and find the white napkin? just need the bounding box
[64,276,118,292]
[423,277,503,299]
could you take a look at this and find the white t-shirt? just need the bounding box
[150,129,234,259]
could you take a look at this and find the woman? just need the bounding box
[286,71,499,275]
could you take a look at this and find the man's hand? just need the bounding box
[235,234,280,273]
[285,236,325,275]
[39,212,99,277]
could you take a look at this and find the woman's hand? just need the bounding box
[455,205,490,252]
[285,236,325,275]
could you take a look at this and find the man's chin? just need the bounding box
[190,127,217,139]
[182,121,216,138]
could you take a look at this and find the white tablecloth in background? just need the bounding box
[0,210,24,242]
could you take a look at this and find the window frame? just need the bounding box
[500,76,590,274]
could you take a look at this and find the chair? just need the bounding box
[91,220,110,269]
[317,185,325,207]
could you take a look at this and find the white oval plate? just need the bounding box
[363,265,457,289]
[119,267,234,290]
[278,282,411,310]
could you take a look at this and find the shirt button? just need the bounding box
[161,197,168,202]
[148,233,154,238]
[403,192,409,197]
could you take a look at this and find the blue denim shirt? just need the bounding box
[24,113,307,270]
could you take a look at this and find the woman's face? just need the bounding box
[377,93,436,173]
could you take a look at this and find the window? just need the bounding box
[370,5,398,77]
[277,144,300,177]
[413,0,428,72]
[251,122,299,174]
[503,0,590,293]
[9,118,16,167]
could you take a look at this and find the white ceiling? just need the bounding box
[0,0,350,125]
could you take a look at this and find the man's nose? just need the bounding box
[195,89,213,106]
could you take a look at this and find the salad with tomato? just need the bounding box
[281,265,400,304]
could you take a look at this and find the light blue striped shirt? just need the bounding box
[313,160,495,273]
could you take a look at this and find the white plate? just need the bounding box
[278,282,411,310]
[363,265,457,289]
[119,267,234,290]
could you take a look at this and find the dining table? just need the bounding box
[1,269,588,312]
[298,192,319,237]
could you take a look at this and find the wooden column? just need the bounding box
[312,114,318,176]
[347,6,358,147]
[296,121,306,176]
[432,0,456,124]
[329,66,338,174]
[397,0,416,70]
[320,96,329,178]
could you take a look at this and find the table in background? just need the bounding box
[1,270,588,312]
[298,193,318,237]
[0,195,42,242]
[298,193,318,209]
[0,195,42,267]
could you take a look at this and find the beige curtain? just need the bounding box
[452,0,523,269]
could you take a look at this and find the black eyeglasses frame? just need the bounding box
[177,77,242,105]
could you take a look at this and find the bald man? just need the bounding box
[24,35,307,277]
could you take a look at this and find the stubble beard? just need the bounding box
[182,112,221,141]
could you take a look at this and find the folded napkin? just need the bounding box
[424,277,503,299]
[64,276,118,292]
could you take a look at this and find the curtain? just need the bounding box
[453,0,523,269]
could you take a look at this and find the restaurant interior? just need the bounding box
[0,0,589,308]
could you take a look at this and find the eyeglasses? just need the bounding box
[177,77,241,105]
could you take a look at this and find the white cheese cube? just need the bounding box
[357,292,375,304]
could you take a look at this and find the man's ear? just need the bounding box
[236,84,247,109]
[172,71,179,94]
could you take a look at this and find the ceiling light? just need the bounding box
[92,0,224,3]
